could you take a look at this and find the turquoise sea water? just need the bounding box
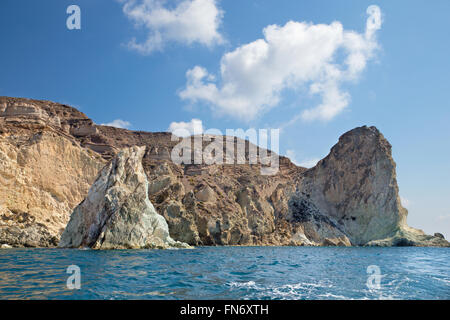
[0,247,448,300]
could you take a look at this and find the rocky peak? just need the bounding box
[297,125,449,246]
[299,126,406,245]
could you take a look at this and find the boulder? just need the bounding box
[195,185,216,202]
[365,228,450,247]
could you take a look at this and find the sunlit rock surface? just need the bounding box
[59,146,190,249]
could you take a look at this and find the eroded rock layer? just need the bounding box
[0,102,105,246]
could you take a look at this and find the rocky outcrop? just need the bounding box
[297,126,449,247]
[59,146,189,249]
[297,126,404,245]
[365,227,449,247]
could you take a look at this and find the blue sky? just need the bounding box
[0,0,449,238]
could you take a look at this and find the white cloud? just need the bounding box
[179,5,382,121]
[121,0,224,54]
[400,196,411,209]
[286,149,320,168]
[168,118,204,137]
[298,158,320,168]
[101,119,132,129]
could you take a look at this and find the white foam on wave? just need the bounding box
[317,293,348,299]
[227,280,337,299]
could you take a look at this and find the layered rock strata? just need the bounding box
[0,97,448,247]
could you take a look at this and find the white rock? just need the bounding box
[59,146,190,249]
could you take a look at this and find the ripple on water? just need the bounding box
[0,247,448,300]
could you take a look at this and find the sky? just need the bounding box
[0,0,449,238]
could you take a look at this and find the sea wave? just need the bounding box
[0,246,449,299]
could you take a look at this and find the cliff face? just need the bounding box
[0,96,448,247]
[296,126,448,247]
[298,126,406,245]
[0,99,105,247]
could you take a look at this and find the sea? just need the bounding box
[0,246,448,300]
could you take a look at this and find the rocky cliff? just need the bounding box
[0,96,448,247]
[0,98,105,247]
[298,126,448,247]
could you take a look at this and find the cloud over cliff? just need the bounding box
[168,118,204,137]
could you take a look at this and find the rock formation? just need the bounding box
[300,126,405,245]
[297,126,448,247]
[59,146,189,249]
[0,96,448,248]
